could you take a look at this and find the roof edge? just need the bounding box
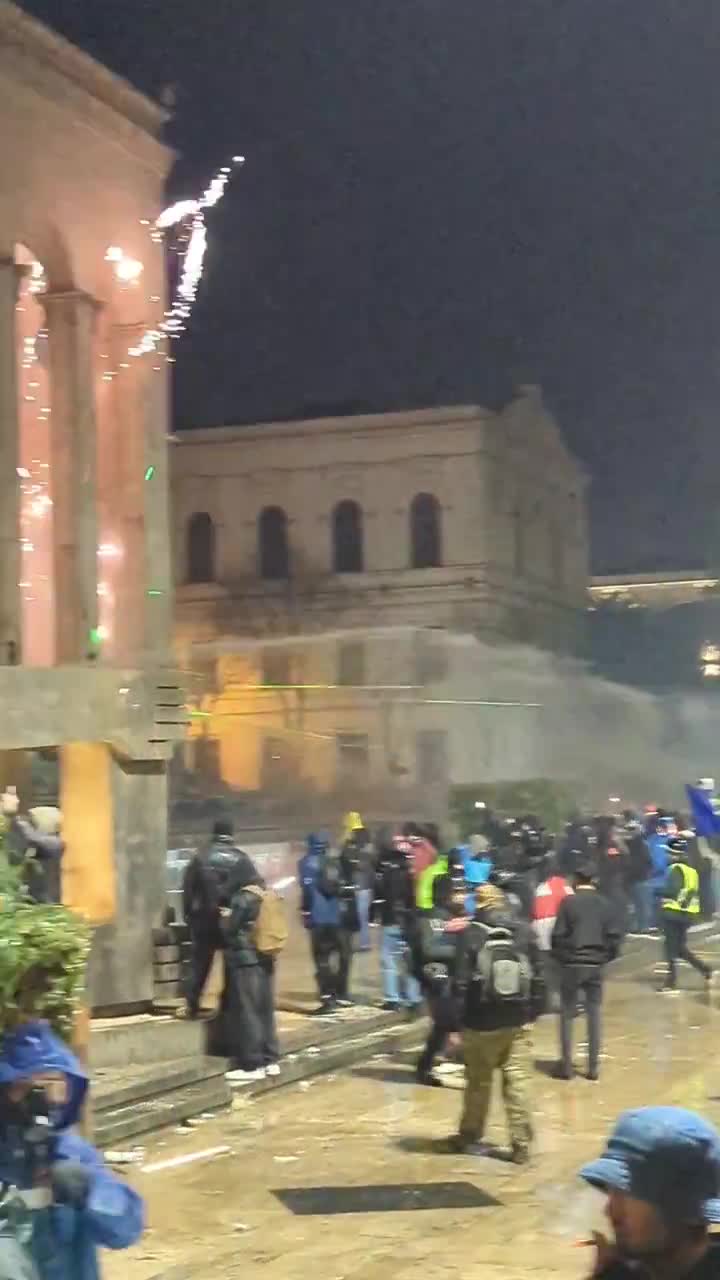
[1,0,168,135]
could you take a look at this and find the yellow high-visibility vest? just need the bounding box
[662,862,700,915]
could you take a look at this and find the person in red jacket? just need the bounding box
[532,858,573,1012]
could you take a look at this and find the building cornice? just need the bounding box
[0,1,171,173]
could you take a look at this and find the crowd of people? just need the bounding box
[180,802,718,1156]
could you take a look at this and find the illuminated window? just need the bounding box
[700,643,720,678]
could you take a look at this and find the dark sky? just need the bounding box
[19,0,720,572]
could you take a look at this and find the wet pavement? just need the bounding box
[106,928,720,1280]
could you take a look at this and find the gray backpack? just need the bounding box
[474,926,532,1003]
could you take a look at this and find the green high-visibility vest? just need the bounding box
[662,862,700,915]
[416,856,448,910]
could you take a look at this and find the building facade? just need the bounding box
[0,1,183,1008]
[172,390,588,811]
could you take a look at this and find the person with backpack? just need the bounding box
[551,850,621,1080]
[299,834,357,1013]
[373,833,423,1013]
[181,818,258,1019]
[218,855,282,1082]
[451,882,543,1162]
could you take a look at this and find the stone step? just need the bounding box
[90,1014,205,1070]
[94,1055,227,1110]
[95,1073,232,1148]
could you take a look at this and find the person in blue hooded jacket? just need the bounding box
[0,1019,144,1279]
[299,834,357,1013]
[647,817,676,928]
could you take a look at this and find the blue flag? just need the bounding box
[686,785,720,837]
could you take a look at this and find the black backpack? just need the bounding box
[473,925,532,1004]
[316,850,343,898]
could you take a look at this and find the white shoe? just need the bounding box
[226,1067,266,1084]
[435,1061,464,1076]
[265,1063,281,1077]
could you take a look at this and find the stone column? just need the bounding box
[109,325,172,664]
[0,260,22,664]
[44,291,100,662]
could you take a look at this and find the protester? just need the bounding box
[342,820,375,951]
[0,1019,144,1278]
[648,816,675,930]
[579,1107,720,1280]
[404,822,440,883]
[416,875,469,1085]
[659,837,713,994]
[532,857,573,1012]
[1,790,64,904]
[219,857,279,1082]
[373,833,422,1013]
[299,834,357,1013]
[552,851,621,1081]
[622,817,653,935]
[181,818,257,1019]
[594,817,629,941]
[451,882,542,1162]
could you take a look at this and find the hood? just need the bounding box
[307,833,329,857]
[0,1021,87,1130]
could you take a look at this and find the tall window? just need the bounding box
[187,512,215,583]
[332,500,364,573]
[258,506,289,579]
[410,493,442,569]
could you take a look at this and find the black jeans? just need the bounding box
[417,990,457,1077]
[311,926,353,1000]
[258,955,279,1065]
[186,921,221,1015]
[663,916,710,988]
[559,965,604,1075]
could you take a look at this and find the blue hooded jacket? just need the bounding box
[0,1021,144,1280]
[298,834,342,928]
[648,832,671,892]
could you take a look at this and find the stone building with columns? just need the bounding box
[172,390,589,810]
[0,1,183,1009]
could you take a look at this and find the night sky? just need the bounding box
[18,0,720,572]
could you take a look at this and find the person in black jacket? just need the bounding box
[372,837,422,1012]
[451,883,543,1162]
[416,876,469,1086]
[182,819,258,1019]
[551,851,621,1081]
[218,855,278,1081]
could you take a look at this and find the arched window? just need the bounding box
[187,512,215,583]
[410,493,442,569]
[332,500,364,573]
[258,506,289,579]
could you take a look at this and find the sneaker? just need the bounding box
[313,1000,338,1016]
[335,997,354,1008]
[416,1071,443,1088]
[434,1061,464,1076]
[381,1001,400,1012]
[226,1067,266,1084]
[659,986,680,996]
[265,1063,281,1077]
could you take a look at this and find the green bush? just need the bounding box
[0,818,90,1041]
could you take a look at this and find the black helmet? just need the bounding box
[667,836,690,859]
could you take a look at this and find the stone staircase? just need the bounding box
[90,1005,423,1149]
